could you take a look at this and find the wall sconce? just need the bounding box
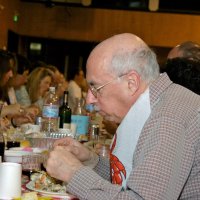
[0,4,4,13]
[149,0,159,11]
[81,0,92,6]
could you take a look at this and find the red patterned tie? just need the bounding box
[110,134,126,185]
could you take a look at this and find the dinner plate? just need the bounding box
[26,181,73,199]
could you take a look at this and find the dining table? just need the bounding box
[3,123,111,200]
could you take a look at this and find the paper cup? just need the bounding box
[0,162,22,199]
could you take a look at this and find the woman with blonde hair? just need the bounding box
[26,67,52,111]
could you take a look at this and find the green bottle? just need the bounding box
[59,91,71,129]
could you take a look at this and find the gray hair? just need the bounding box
[178,41,200,61]
[109,47,160,84]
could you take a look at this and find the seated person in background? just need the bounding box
[167,41,200,61]
[6,53,39,121]
[67,68,85,113]
[162,57,200,95]
[13,54,32,106]
[45,65,68,100]
[46,33,200,200]
[26,67,52,111]
[0,50,37,127]
[1,50,18,105]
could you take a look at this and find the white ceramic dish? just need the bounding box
[4,150,33,163]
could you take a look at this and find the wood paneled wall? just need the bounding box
[18,3,200,48]
[0,0,20,49]
[1,0,200,49]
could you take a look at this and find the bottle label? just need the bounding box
[71,115,89,136]
[42,105,59,118]
[63,123,71,129]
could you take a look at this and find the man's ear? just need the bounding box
[127,70,140,95]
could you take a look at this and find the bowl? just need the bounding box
[4,150,33,163]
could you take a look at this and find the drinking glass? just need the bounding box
[98,145,110,158]
[22,154,42,178]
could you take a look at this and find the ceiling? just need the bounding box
[21,0,200,15]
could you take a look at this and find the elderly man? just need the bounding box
[46,33,200,200]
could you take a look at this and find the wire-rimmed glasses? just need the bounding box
[89,74,126,98]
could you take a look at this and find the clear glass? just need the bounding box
[73,98,86,115]
[22,154,42,178]
[98,145,110,158]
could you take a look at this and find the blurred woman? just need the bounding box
[26,67,52,111]
[0,50,35,128]
[0,50,14,102]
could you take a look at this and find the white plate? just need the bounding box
[26,181,73,199]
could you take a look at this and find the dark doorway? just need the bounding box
[7,30,20,53]
[20,36,97,80]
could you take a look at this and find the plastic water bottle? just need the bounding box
[42,87,59,135]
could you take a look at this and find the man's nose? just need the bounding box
[86,89,97,105]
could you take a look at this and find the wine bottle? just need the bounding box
[59,91,71,129]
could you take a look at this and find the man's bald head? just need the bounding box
[96,33,147,51]
[88,33,147,64]
[87,33,159,84]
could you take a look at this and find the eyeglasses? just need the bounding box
[89,74,126,98]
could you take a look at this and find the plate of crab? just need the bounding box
[26,171,74,199]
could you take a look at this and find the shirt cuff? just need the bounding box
[66,166,103,199]
[82,151,99,168]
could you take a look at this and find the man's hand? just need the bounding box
[53,136,93,162]
[46,146,83,182]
